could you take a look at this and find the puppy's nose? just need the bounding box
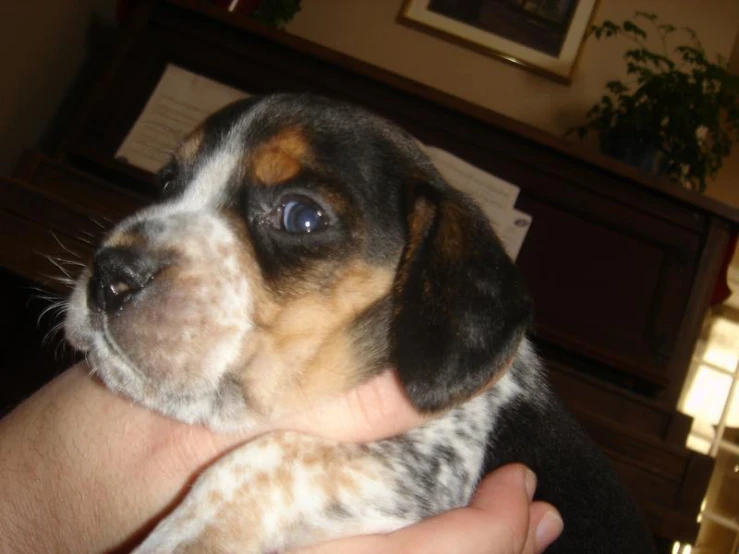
[88,247,159,313]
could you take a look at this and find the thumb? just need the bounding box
[277,370,428,443]
[290,464,550,554]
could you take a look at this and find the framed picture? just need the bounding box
[398,0,599,84]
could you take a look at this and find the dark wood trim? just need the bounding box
[56,3,154,161]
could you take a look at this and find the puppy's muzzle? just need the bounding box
[88,247,161,313]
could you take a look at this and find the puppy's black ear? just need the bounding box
[391,177,532,413]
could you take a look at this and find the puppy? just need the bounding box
[64,94,655,553]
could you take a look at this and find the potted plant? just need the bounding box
[569,12,739,193]
[206,0,301,28]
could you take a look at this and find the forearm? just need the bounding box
[0,365,247,553]
[0,388,61,553]
[0,367,99,552]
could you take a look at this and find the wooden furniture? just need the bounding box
[2,0,737,548]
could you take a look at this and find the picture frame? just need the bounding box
[398,0,599,84]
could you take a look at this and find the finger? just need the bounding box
[529,502,564,554]
[514,498,563,554]
[290,464,534,554]
[277,370,428,443]
[282,358,516,443]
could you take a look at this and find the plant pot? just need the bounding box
[599,131,664,176]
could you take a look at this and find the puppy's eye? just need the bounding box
[156,161,179,197]
[279,197,326,234]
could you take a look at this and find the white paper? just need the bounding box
[425,146,519,211]
[115,64,249,173]
[424,145,531,260]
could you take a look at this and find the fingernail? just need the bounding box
[536,509,564,551]
[524,468,537,500]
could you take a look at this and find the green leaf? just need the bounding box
[623,21,648,40]
[682,26,699,42]
[635,11,658,21]
[251,0,302,28]
[575,10,737,192]
[606,80,629,94]
[591,21,620,39]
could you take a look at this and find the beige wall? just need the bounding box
[287,0,739,206]
[710,31,739,209]
[0,0,116,173]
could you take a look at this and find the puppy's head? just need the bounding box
[64,94,532,430]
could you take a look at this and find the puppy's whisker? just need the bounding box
[37,299,68,328]
[45,274,78,288]
[54,341,70,362]
[86,354,97,377]
[28,292,59,305]
[44,317,72,361]
[43,322,65,346]
[42,256,76,281]
[50,231,82,260]
[56,257,86,268]
[88,216,110,230]
[28,285,53,294]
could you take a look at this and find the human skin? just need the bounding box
[293,465,563,554]
[0,363,561,553]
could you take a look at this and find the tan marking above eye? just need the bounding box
[250,126,310,186]
[177,126,205,163]
[106,231,147,250]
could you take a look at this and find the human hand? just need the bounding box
[291,464,563,554]
[0,362,427,553]
[0,361,561,554]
